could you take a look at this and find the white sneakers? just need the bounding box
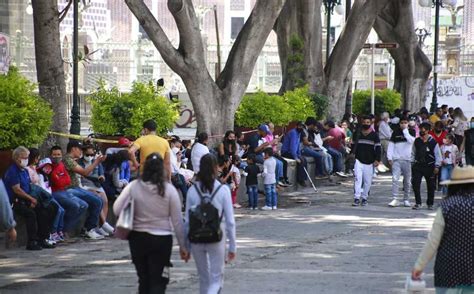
[95,227,110,237]
[261,206,272,211]
[101,222,115,234]
[389,199,412,207]
[85,229,105,240]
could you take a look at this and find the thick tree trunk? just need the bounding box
[274,0,325,94]
[32,0,68,150]
[373,0,431,112]
[324,0,391,120]
[126,0,285,144]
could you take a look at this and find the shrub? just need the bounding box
[352,89,402,116]
[0,67,53,149]
[235,86,316,127]
[310,93,330,121]
[87,80,179,137]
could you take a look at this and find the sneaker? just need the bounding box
[50,233,61,243]
[352,199,360,206]
[336,171,346,177]
[40,239,56,249]
[403,200,411,207]
[261,206,272,211]
[58,231,66,242]
[272,206,277,210]
[26,241,43,251]
[361,199,368,206]
[85,229,105,240]
[95,227,110,237]
[252,207,257,210]
[101,223,115,235]
[233,203,242,209]
[427,205,434,210]
[278,181,288,187]
[412,204,422,210]
[388,199,400,207]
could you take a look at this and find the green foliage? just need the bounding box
[0,67,53,149]
[310,93,330,121]
[235,86,316,128]
[352,89,402,116]
[87,80,179,137]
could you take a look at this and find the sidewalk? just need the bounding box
[0,174,440,294]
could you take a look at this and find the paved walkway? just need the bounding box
[0,174,440,294]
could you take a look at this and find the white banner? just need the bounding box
[426,76,474,119]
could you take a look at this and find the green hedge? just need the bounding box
[235,86,317,127]
[352,89,401,116]
[87,80,179,137]
[0,67,53,149]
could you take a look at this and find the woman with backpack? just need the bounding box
[113,153,188,294]
[184,153,237,294]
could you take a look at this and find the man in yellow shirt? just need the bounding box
[129,119,171,178]
[429,108,442,125]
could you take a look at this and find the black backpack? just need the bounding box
[188,184,224,243]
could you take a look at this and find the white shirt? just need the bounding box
[379,120,393,140]
[387,128,415,161]
[191,142,209,173]
[440,144,459,165]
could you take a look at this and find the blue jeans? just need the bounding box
[67,187,103,230]
[440,164,454,194]
[50,198,65,233]
[302,147,325,176]
[247,185,258,208]
[264,184,277,207]
[52,190,88,232]
[326,147,344,173]
[275,159,283,182]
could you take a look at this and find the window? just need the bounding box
[230,0,245,11]
[231,17,245,39]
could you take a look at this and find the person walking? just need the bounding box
[411,123,442,210]
[439,134,460,195]
[113,153,187,294]
[387,116,416,207]
[185,154,237,294]
[451,107,469,150]
[351,115,382,206]
[411,165,474,292]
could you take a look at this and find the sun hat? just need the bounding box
[439,165,474,185]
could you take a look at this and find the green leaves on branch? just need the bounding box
[0,67,53,149]
[352,89,402,116]
[87,80,179,137]
[235,86,318,128]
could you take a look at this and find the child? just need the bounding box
[103,150,131,197]
[230,156,242,209]
[217,155,234,189]
[440,134,460,195]
[262,148,277,210]
[244,154,260,210]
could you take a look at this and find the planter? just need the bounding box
[0,149,13,178]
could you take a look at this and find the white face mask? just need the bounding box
[20,159,28,168]
[84,156,94,162]
[171,147,180,155]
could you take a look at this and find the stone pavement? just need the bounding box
[0,174,441,294]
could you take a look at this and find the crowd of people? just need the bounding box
[1,103,473,293]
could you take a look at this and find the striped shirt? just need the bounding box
[354,131,382,164]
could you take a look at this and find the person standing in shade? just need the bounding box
[411,165,474,292]
[190,132,210,174]
[185,154,236,294]
[351,115,382,207]
[387,116,416,207]
[114,153,187,294]
[411,123,442,210]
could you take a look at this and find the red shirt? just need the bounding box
[429,130,447,146]
[50,162,71,192]
[327,127,346,150]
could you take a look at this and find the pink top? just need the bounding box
[27,166,40,185]
[264,133,277,152]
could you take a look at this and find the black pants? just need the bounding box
[129,232,173,294]
[13,202,57,243]
[281,153,308,183]
[273,154,289,181]
[411,164,436,206]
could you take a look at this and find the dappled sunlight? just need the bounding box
[87,259,130,266]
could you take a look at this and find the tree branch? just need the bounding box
[59,0,73,23]
[217,0,286,92]
[125,0,186,75]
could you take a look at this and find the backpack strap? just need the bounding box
[195,184,223,202]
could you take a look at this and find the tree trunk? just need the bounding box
[373,0,432,112]
[126,0,286,145]
[274,0,325,94]
[32,0,68,150]
[324,0,391,120]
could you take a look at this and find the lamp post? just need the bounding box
[418,0,457,113]
[69,0,80,135]
[323,0,344,63]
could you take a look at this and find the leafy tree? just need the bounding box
[352,89,401,116]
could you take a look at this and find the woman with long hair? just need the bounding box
[218,130,237,159]
[451,107,469,149]
[411,165,474,292]
[185,153,237,294]
[113,153,187,294]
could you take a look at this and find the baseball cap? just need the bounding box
[258,124,270,134]
[38,158,52,168]
[118,137,131,147]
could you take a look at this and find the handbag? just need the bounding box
[114,193,134,240]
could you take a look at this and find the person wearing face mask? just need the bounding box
[169,138,189,207]
[351,115,382,206]
[429,121,448,147]
[218,131,238,159]
[387,116,416,207]
[3,146,57,250]
[281,121,309,187]
[460,117,474,166]
[411,123,443,210]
